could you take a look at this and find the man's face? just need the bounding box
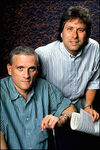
[61,18,87,55]
[7,54,38,94]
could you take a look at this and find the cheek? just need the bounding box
[12,74,20,81]
[11,71,22,81]
[11,76,20,87]
[79,32,86,40]
[62,31,70,39]
[11,70,19,77]
[31,72,38,79]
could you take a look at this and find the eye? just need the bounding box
[17,66,23,70]
[29,67,37,72]
[67,27,73,31]
[77,28,85,32]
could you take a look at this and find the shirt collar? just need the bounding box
[60,42,83,58]
[9,77,19,101]
[26,88,35,103]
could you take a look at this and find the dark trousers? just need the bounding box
[55,120,100,150]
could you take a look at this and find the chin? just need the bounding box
[22,86,31,90]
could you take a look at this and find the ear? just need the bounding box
[61,33,62,38]
[7,64,12,76]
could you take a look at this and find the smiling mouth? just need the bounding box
[70,41,80,45]
[71,42,78,43]
[70,40,79,43]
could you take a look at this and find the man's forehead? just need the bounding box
[12,54,36,59]
[12,54,37,64]
[67,17,85,23]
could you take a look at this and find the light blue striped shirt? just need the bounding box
[35,38,100,104]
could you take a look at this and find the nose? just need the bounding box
[72,30,78,39]
[24,69,30,78]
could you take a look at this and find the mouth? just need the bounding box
[70,40,80,46]
[22,80,30,83]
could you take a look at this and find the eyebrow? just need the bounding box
[17,65,37,68]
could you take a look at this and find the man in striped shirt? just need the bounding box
[35,6,100,149]
[35,6,99,122]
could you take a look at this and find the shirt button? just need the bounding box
[70,55,75,58]
[27,132,31,136]
[26,117,30,121]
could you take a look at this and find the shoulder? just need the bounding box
[84,38,99,54]
[35,41,60,54]
[83,38,100,63]
[35,78,58,92]
[89,38,99,44]
[88,38,99,48]
[35,78,51,87]
[1,76,12,101]
[1,76,11,88]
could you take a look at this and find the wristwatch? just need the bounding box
[61,113,70,119]
[84,105,93,109]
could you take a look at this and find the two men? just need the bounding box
[1,5,100,150]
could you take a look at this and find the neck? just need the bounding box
[67,50,79,56]
[15,87,30,101]
[20,91,30,100]
[21,93,30,101]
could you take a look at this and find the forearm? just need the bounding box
[85,89,97,107]
[84,89,99,122]
[0,131,8,149]
[62,104,77,118]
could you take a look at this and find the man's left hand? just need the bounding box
[84,108,100,122]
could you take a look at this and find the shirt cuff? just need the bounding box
[53,98,71,117]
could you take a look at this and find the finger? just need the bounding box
[41,115,59,131]
[48,117,59,129]
[92,111,100,122]
[92,113,97,122]
[85,109,100,122]
[41,115,51,131]
[41,115,54,131]
[43,115,58,129]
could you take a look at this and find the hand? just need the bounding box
[41,115,59,131]
[57,115,68,127]
[41,114,69,131]
[84,108,100,122]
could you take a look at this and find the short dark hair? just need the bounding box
[57,6,92,41]
[9,46,39,65]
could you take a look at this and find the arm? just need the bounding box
[41,104,77,131]
[84,89,100,122]
[0,131,8,149]
[61,104,77,118]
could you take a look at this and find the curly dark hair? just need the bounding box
[57,6,92,41]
